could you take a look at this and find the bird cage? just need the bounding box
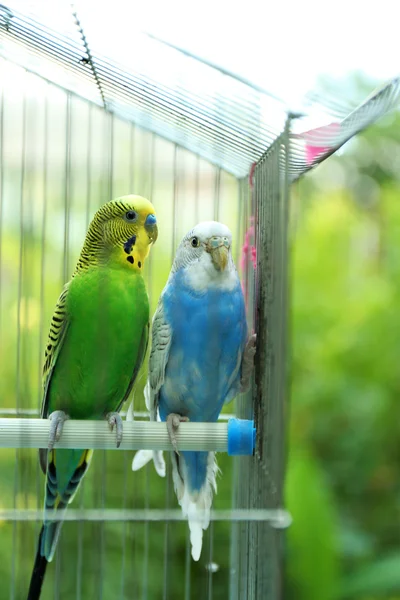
[0,4,399,600]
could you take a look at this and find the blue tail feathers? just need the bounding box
[181,451,209,492]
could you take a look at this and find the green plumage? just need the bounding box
[39,267,149,560]
[47,267,149,420]
[28,195,157,600]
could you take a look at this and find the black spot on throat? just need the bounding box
[127,256,134,264]
[138,261,142,268]
[123,235,136,254]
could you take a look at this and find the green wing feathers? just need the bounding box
[38,285,70,475]
[29,197,156,597]
[41,284,70,418]
[37,270,150,557]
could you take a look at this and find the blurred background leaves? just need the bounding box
[286,74,400,600]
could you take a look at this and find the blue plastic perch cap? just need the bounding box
[227,418,256,456]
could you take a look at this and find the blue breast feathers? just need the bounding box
[158,269,247,423]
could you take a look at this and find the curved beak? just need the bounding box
[207,236,230,271]
[145,213,158,244]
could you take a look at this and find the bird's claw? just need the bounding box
[107,412,123,448]
[48,410,69,451]
[240,333,257,392]
[166,413,189,455]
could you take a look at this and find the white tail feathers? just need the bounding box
[171,451,219,561]
[132,449,166,477]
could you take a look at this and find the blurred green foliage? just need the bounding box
[0,71,399,599]
[286,100,400,600]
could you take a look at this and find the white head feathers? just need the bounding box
[171,221,238,292]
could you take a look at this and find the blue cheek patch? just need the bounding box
[123,235,136,254]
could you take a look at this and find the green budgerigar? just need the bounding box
[27,196,158,600]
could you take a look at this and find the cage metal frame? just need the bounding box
[0,4,399,600]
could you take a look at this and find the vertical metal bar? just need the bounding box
[62,94,72,285]
[0,88,3,344]
[10,91,27,600]
[141,133,155,600]
[98,450,107,600]
[254,126,291,599]
[15,94,26,414]
[282,118,292,497]
[252,150,267,600]
[184,529,191,600]
[231,124,291,600]
[233,177,243,268]
[38,91,48,412]
[183,155,191,593]
[162,462,171,600]
[229,455,239,600]
[231,173,240,597]
[76,102,94,600]
[207,164,221,600]
[142,464,150,600]
[129,123,135,192]
[98,111,114,600]
[76,485,85,600]
[121,122,136,595]
[162,144,178,600]
[108,113,114,201]
[213,167,221,222]
[146,133,156,304]
[85,103,93,228]
[123,123,136,600]
[119,452,129,600]
[123,121,135,600]
[171,144,179,255]
[207,522,214,600]
[55,543,62,600]
[21,90,34,418]
[194,155,200,226]
[34,78,44,548]
[54,91,72,600]
[50,105,61,598]
[231,174,253,600]
[241,169,256,599]
[239,170,256,599]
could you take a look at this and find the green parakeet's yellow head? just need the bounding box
[75,195,158,274]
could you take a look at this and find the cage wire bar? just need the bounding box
[0,5,400,600]
[1,2,400,181]
[0,63,289,599]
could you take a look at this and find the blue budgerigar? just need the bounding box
[132,221,256,560]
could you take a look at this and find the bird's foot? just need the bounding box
[240,333,257,393]
[48,410,69,451]
[107,412,123,448]
[166,413,189,455]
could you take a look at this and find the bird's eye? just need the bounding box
[124,210,137,222]
[191,236,200,248]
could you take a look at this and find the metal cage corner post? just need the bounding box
[231,120,291,600]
